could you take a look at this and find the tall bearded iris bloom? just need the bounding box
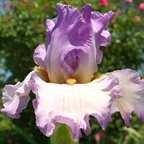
[1,3,144,142]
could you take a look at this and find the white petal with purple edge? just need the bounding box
[0,71,34,118]
[29,72,120,141]
[111,69,144,126]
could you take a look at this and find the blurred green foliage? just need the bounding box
[0,0,144,144]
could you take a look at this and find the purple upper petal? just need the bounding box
[100,30,111,46]
[33,44,47,70]
[91,11,113,34]
[45,4,114,83]
[91,11,114,63]
[45,18,57,47]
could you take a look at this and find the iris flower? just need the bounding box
[1,3,144,141]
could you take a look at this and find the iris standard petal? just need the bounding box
[46,19,56,32]
[45,18,57,47]
[0,71,34,118]
[29,72,120,141]
[45,4,95,83]
[45,4,113,83]
[91,11,114,34]
[111,69,144,126]
[33,44,47,70]
[91,11,114,64]
[100,30,111,46]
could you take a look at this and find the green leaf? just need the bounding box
[50,124,79,144]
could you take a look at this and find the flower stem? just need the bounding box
[50,124,79,144]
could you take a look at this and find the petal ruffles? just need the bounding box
[0,71,34,118]
[111,69,144,126]
[29,72,120,140]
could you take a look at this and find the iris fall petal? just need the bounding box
[111,69,144,126]
[0,71,34,118]
[29,72,120,140]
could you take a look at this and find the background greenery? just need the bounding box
[0,0,144,143]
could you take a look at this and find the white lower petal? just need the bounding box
[111,69,144,126]
[30,73,119,140]
[0,71,34,118]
